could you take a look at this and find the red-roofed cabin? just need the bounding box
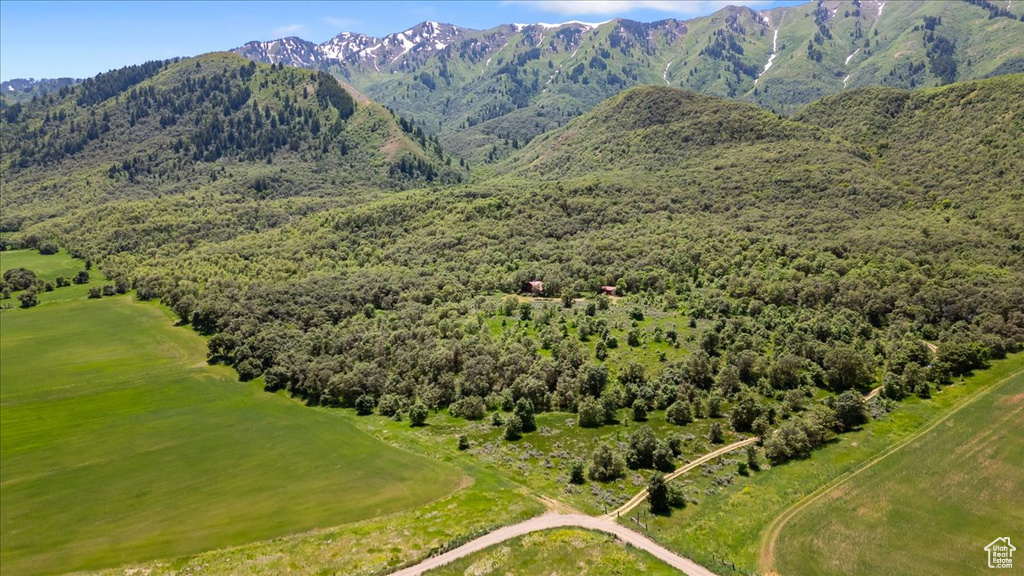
[600,286,616,296]
[526,280,544,295]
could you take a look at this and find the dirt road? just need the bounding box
[387,513,717,576]
[603,436,760,520]
[389,372,892,575]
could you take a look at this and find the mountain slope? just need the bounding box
[231,0,1024,161]
[4,75,1021,437]
[1,77,80,105]
[0,53,464,237]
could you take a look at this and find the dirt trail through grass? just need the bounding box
[604,437,760,520]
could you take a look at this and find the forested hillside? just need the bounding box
[1,77,80,105]
[0,53,464,245]
[4,73,1021,435]
[233,0,1024,161]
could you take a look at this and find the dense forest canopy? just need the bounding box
[2,53,1022,459]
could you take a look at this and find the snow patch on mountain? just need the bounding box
[234,20,462,71]
[755,28,779,86]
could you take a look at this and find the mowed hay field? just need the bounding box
[426,528,681,576]
[773,367,1024,575]
[0,251,463,575]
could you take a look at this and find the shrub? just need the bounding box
[577,396,604,428]
[514,398,536,432]
[377,394,404,417]
[667,434,684,456]
[666,400,693,425]
[709,422,724,444]
[355,394,376,415]
[626,426,656,469]
[834,390,868,431]
[588,443,625,481]
[707,394,723,418]
[764,423,811,462]
[751,414,772,438]
[668,484,688,508]
[653,441,675,472]
[632,399,648,422]
[600,388,621,423]
[18,291,38,308]
[881,371,904,400]
[408,401,429,427]
[746,445,760,471]
[450,396,486,420]
[569,461,586,484]
[504,413,523,440]
[457,434,470,451]
[648,473,669,514]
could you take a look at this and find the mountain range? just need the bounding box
[229,0,1024,159]
[1,77,80,103]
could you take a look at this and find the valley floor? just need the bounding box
[2,250,1022,576]
[0,251,462,575]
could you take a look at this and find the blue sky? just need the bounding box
[1,1,803,81]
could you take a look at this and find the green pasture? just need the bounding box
[633,354,1024,575]
[95,467,544,576]
[1,248,97,305]
[0,264,462,575]
[774,364,1024,575]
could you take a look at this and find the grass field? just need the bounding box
[772,365,1024,575]
[0,250,463,575]
[633,353,1024,575]
[95,467,545,576]
[1,249,85,281]
[1,248,97,306]
[426,528,681,576]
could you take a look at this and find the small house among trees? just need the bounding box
[600,285,616,296]
[525,280,544,295]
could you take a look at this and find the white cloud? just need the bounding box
[504,0,775,17]
[323,16,361,29]
[271,24,308,38]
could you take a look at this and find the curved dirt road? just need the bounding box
[391,377,889,575]
[387,513,716,576]
[603,436,759,520]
